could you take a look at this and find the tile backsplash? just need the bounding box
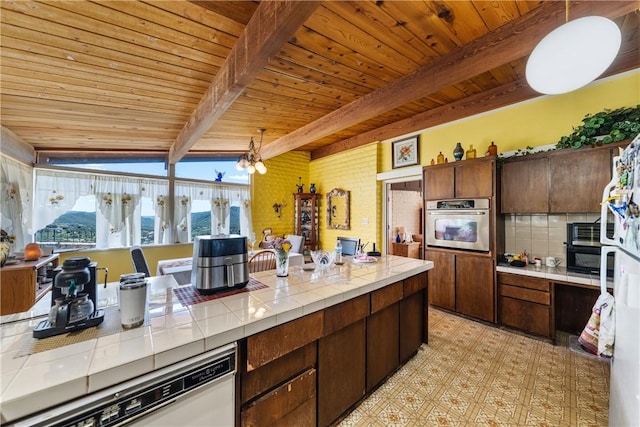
[504,213,601,265]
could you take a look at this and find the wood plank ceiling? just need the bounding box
[1,1,638,164]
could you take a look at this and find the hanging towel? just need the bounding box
[578,292,615,357]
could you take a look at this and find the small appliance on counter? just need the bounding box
[192,236,249,294]
[566,222,614,277]
[33,256,105,339]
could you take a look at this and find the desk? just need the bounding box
[390,242,421,259]
[157,251,304,285]
[0,254,59,315]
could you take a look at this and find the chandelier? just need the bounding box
[525,2,621,95]
[236,128,267,175]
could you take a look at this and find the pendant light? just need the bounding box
[525,2,621,95]
[235,128,267,175]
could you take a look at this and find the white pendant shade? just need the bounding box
[526,16,621,95]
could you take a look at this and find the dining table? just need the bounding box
[157,250,304,285]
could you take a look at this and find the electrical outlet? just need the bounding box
[361,218,369,224]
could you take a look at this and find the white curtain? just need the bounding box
[174,181,252,242]
[33,168,93,235]
[212,185,252,236]
[0,155,33,249]
[154,194,170,245]
[92,174,167,249]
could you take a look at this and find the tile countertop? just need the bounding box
[0,255,432,423]
[496,263,613,290]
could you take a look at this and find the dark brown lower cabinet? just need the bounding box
[366,303,400,392]
[241,369,316,427]
[456,254,494,322]
[498,273,552,338]
[238,273,429,426]
[318,320,366,427]
[426,250,455,310]
[400,290,425,363]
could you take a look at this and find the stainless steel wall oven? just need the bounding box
[425,199,490,252]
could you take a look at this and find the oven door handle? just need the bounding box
[427,211,487,215]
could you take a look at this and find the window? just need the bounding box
[32,159,253,251]
[175,159,248,184]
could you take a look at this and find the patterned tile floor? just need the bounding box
[339,308,610,427]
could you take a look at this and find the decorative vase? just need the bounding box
[453,142,464,161]
[309,183,316,193]
[436,152,444,164]
[487,141,498,156]
[466,144,476,159]
[275,249,289,277]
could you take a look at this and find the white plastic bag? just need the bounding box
[578,292,615,357]
[598,292,615,357]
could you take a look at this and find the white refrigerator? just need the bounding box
[601,136,640,427]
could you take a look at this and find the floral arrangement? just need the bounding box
[156,195,166,208]
[102,193,113,206]
[6,184,17,199]
[49,191,65,205]
[271,237,292,253]
[121,193,132,206]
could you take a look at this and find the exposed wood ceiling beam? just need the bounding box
[1,126,35,165]
[168,1,321,165]
[312,46,640,160]
[261,1,638,160]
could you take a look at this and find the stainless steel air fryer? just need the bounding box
[192,236,249,294]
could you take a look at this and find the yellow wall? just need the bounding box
[381,71,640,171]
[309,144,381,251]
[251,151,310,241]
[58,243,193,282]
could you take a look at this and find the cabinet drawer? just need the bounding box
[403,272,427,296]
[324,294,369,336]
[499,297,552,337]
[241,368,316,427]
[241,342,316,404]
[246,311,323,371]
[498,273,550,292]
[371,281,403,313]
[499,284,550,305]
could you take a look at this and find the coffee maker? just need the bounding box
[33,257,106,339]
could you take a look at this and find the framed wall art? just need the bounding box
[392,136,419,169]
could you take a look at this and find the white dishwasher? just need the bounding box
[12,343,236,427]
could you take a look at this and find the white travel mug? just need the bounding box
[119,280,147,329]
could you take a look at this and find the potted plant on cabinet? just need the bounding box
[556,105,640,149]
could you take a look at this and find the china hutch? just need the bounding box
[293,193,319,251]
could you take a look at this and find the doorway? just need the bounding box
[385,180,423,258]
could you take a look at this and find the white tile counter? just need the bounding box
[0,255,432,423]
[496,263,613,290]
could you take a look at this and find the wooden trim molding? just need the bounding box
[0,126,35,165]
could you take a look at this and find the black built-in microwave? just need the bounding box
[566,222,613,277]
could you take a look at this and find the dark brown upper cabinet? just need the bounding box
[501,142,626,214]
[424,157,495,200]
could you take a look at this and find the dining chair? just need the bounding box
[286,234,305,254]
[130,245,151,277]
[248,250,277,273]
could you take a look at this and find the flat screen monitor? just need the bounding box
[337,236,360,256]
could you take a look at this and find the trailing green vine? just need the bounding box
[556,105,640,149]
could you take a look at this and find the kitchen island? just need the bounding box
[0,255,432,425]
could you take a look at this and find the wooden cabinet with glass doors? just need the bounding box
[294,193,319,251]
